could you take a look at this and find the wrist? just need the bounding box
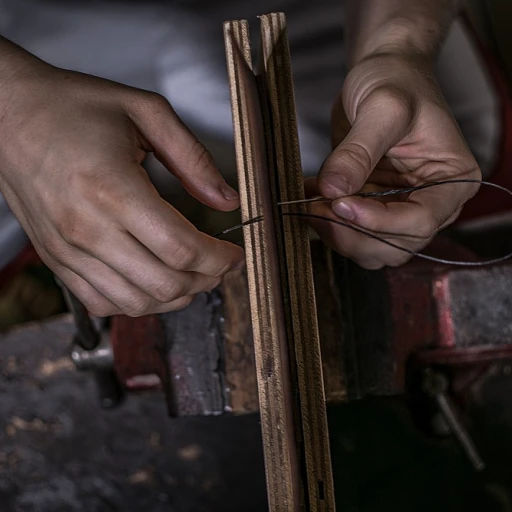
[350,15,454,68]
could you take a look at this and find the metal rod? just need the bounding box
[61,286,100,350]
[435,393,486,472]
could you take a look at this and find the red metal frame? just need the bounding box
[0,244,39,291]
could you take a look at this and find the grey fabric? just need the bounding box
[0,0,501,267]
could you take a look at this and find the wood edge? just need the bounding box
[259,12,336,511]
[224,19,301,511]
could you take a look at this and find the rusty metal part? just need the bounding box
[110,314,167,392]
[110,241,348,418]
[416,345,512,366]
[110,281,257,418]
[338,238,512,398]
[422,369,486,471]
[161,290,227,417]
[71,335,113,371]
[105,233,512,428]
[109,237,512,416]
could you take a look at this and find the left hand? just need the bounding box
[307,52,481,269]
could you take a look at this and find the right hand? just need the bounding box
[0,41,244,317]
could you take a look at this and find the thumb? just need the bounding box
[127,92,240,212]
[318,86,413,199]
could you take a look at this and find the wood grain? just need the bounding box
[259,13,336,511]
[220,269,259,414]
[311,244,347,404]
[224,20,301,511]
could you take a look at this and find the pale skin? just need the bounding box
[309,0,481,269]
[0,0,480,316]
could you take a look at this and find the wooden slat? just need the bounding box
[220,269,259,414]
[259,13,336,511]
[224,20,301,511]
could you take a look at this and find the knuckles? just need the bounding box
[150,280,185,304]
[56,213,97,250]
[139,91,172,114]
[121,297,153,318]
[170,242,201,272]
[189,141,216,175]
[73,171,127,212]
[131,91,174,121]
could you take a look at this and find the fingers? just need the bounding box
[405,178,480,229]
[42,206,232,316]
[36,160,243,316]
[51,246,206,317]
[332,196,438,240]
[60,261,196,317]
[319,86,413,198]
[331,173,479,237]
[126,92,239,212]
[67,223,223,304]
[307,199,434,270]
[0,71,242,319]
[70,160,245,279]
[306,201,394,269]
[40,259,123,317]
[116,190,245,278]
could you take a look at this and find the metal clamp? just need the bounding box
[59,284,124,409]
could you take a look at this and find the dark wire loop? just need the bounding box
[212,179,512,267]
[276,179,507,206]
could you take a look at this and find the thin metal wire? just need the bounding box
[213,215,262,236]
[283,212,512,267]
[212,179,512,267]
[276,179,509,206]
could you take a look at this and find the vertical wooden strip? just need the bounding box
[220,268,259,414]
[224,21,301,511]
[259,12,336,511]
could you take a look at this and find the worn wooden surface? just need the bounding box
[259,13,336,512]
[110,254,346,420]
[222,244,347,414]
[220,269,258,414]
[224,19,301,510]
[224,13,336,511]
[311,244,347,403]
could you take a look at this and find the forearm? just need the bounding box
[346,0,465,66]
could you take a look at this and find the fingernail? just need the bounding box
[219,183,239,201]
[333,200,355,220]
[320,172,352,197]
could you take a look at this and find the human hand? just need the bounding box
[0,42,243,316]
[308,52,481,269]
